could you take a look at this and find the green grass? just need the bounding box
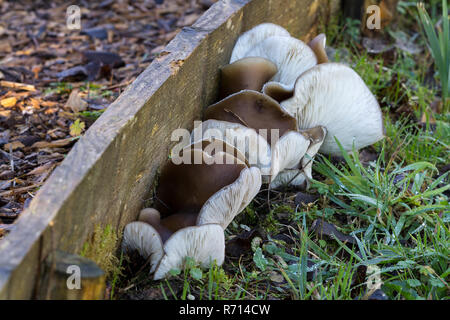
[417,0,449,111]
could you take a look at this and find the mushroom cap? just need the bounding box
[196,166,261,228]
[280,63,384,155]
[122,221,164,273]
[270,130,310,180]
[262,81,295,102]
[243,36,317,87]
[219,57,277,99]
[122,222,225,280]
[193,119,271,175]
[187,137,248,166]
[270,126,326,189]
[307,33,328,64]
[193,119,310,184]
[156,149,247,217]
[153,224,225,280]
[204,90,297,146]
[230,23,291,63]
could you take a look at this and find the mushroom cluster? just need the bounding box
[122,23,385,280]
[123,142,261,280]
[203,23,384,188]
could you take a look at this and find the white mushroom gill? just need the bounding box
[280,63,384,155]
[230,23,291,63]
[269,126,327,189]
[122,221,225,281]
[122,221,164,273]
[196,166,262,228]
[153,224,225,280]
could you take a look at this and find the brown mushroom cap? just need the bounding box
[262,81,294,102]
[204,90,297,145]
[155,149,247,217]
[219,57,277,100]
[307,34,328,64]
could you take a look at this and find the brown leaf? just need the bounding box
[0,81,36,92]
[225,229,257,258]
[3,140,25,151]
[294,192,319,206]
[1,97,17,108]
[310,218,357,245]
[65,89,88,113]
[31,137,74,149]
[26,161,55,176]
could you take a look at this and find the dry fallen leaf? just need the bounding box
[65,89,88,113]
[31,137,74,149]
[1,97,17,108]
[3,140,25,151]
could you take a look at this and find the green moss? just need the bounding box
[80,224,122,279]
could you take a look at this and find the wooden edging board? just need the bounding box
[0,0,338,299]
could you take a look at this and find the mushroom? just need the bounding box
[269,126,327,189]
[241,36,317,88]
[219,57,277,99]
[190,136,248,166]
[204,90,297,145]
[195,90,311,184]
[122,148,261,279]
[230,23,291,63]
[155,148,261,228]
[122,221,224,280]
[307,33,329,64]
[276,63,385,155]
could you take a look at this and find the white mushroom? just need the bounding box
[154,224,225,280]
[157,148,262,229]
[122,148,261,280]
[122,221,164,273]
[243,36,317,87]
[278,63,385,155]
[269,126,327,189]
[122,221,225,280]
[193,119,310,185]
[230,23,291,62]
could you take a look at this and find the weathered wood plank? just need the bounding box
[0,0,338,299]
[38,251,105,300]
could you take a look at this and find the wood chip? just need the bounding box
[0,80,36,92]
[3,141,25,151]
[31,137,75,149]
